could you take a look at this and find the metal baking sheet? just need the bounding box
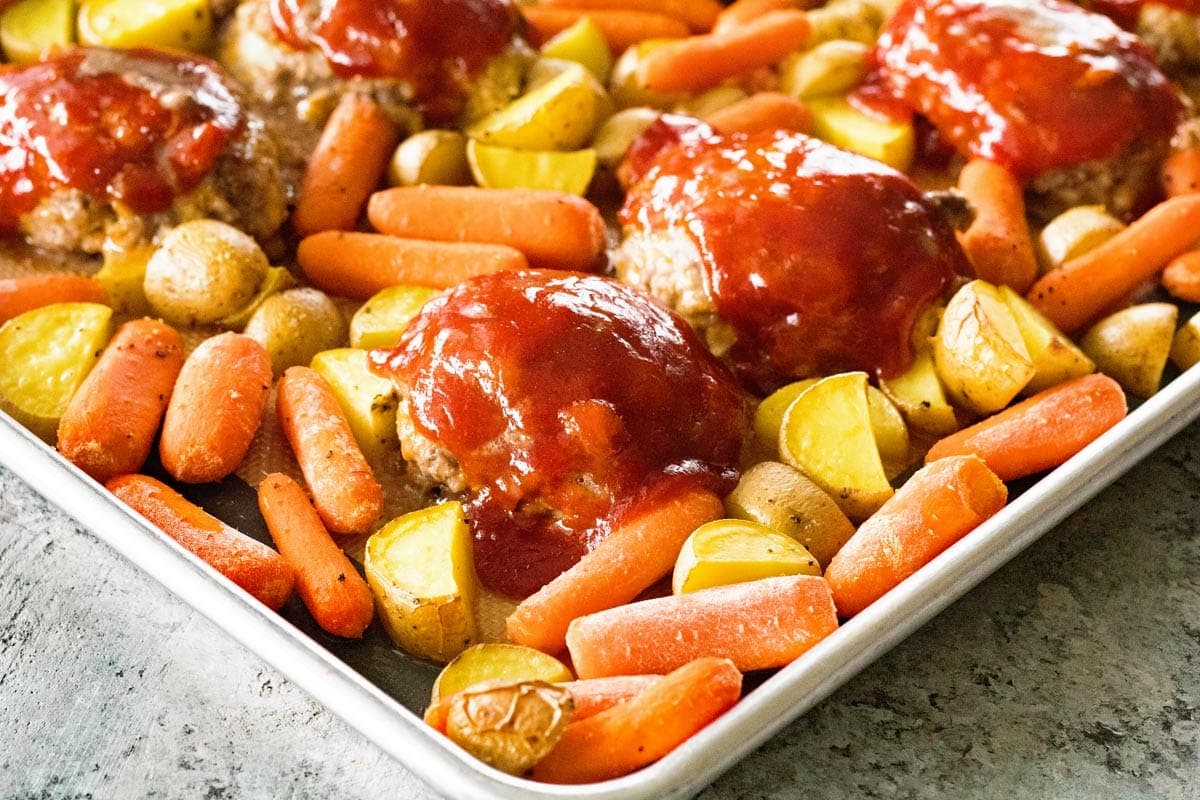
[5,362,1200,800]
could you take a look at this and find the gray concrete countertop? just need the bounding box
[3,421,1200,800]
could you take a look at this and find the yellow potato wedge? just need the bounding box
[867,388,910,480]
[672,518,821,594]
[997,284,1094,395]
[467,140,596,195]
[0,0,74,64]
[77,0,211,52]
[1170,310,1200,372]
[365,502,478,663]
[444,680,574,775]
[779,39,869,99]
[349,285,442,350]
[388,130,471,187]
[540,16,612,82]
[807,96,914,172]
[879,348,958,437]
[778,371,893,520]
[593,106,660,168]
[751,378,817,459]
[0,302,113,442]
[934,280,1035,414]
[93,244,153,317]
[806,0,884,46]
[1080,303,1178,400]
[466,61,606,151]
[309,348,399,467]
[724,461,855,568]
[432,644,573,703]
[681,86,748,118]
[1035,205,1125,275]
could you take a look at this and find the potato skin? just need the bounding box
[444,680,574,775]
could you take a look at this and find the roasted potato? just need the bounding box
[1036,205,1124,274]
[93,244,154,317]
[779,39,869,99]
[388,130,471,188]
[867,388,910,479]
[724,461,855,568]
[1170,310,1200,372]
[878,348,958,437]
[432,644,573,703]
[998,285,1094,395]
[540,16,612,82]
[1080,303,1178,399]
[608,39,685,109]
[466,139,597,195]
[244,288,347,377]
[78,0,212,52]
[672,518,821,594]
[0,0,73,64]
[807,96,914,171]
[349,285,442,350]
[466,60,607,152]
[309,348,398,467]
[365,502,478,663]
[593,106,661,168]
[444,680,574,775]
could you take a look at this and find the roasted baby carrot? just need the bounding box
[0,273,106,323]
[1162,249,1200,303]
[276,366,382,536]
[367,186,607,272]
[292,93,403,238]
[507,486,724,654]
[713,0,809,34]
[107,474,295,610]
[530,658,742,784]
[521,6,690,50]
[565,573,838,677]
[297,231,528,299]
[560,674,661,720]
[257,473,374,638]
[923,374,1126,481]
[57,318,184,482]
[539,0,723,32]
[1161,147,1200,197]
[957,158,1039,292]
[824,455,1007,618]
[159,332,271,484]
[636,10,811,93]
[705,91,811,135]
[1027,194,1200,333]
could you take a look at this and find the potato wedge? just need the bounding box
[365,502,478,663]
[1080,303,1178,399]
[593,106,660,168]
[724,461,855,568]
[444,680,574,775]
[998,285,1094,395]
[1171,310,1200,372]
[77,0,211,52]
[779,39,869,99]
[807,96,913,171]
[467,140,596,195]
[349,285,442,350]
[388,130,470,187]
[94,244,153,317]
[751,378,817,459]
[867,388,910,480]
[309,348,398,467]
[778,372,893,520]
[681,86,748,118]
[879,348,958,436]
[1035,205,1124,274]
[608,39,686,110]
[0,0,74,64]
[466,61,605,151]
[243,287,347,377]
[672,518,821,594]
[0,302,113,442]
[934,280,1035,414]
[540,16,612,82]
[432,644,573,703]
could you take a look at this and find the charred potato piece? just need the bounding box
[444,680,574,775]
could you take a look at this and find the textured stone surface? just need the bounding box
[3,420,1200,799]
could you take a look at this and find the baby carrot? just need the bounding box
[0,273,106,323]
[1027,194,1200,333]
[713,0,809,34]
[521,7,690,50]
[507,486,724,654]
[367,186,607,272]
[565,573,838,677]
[705,91,812,135]
[824,455,1007,618]
[257,473,374,638]
[159,332,271,484]
[1161,147,1200,197]
[1162,249,1200,303]
[539,0,722,32]
[924,374,1126,481]
[636,10,811,93]
[297,231,528,299]
[57,318,184,482]
[292,93,403,238]
[957,159,1039,292]
[530,658,742,784]
[276,366,382,536]
[107,474,295,610]
[560,674,661,720]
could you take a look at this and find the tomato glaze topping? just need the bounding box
[619,116,965,394]
[0,47,242,234]
[867,0,1184,180]
[372,270,748,598]
[270,0,518,121]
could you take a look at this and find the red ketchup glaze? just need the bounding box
[0,47,242,235]
[372,270,748,598]
[867,0,1184,181]
[270,0,518,121]
[619,116,966,394]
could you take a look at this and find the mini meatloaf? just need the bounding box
[868,0,1188,222]
[0,47,288,254]
[371,269,749,598]
[614,116,966,395]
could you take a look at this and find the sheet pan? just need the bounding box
[5,362,1200,800]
